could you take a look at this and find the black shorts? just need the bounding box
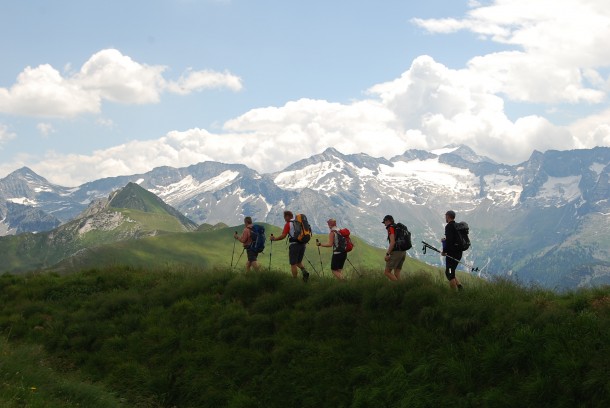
[330,252,347,271]
[445,252,462,280]
[246,249,259,262]
[288,243,306,265]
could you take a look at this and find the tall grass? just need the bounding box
[0,267,609,407]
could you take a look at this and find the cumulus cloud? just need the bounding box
[0,49,243,118]
[412,0,610,104]
[0,64,101,117]
[166,68,243,95]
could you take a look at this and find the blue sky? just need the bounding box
[1,0,609,185]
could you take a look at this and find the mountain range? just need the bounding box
[1,144,609,289]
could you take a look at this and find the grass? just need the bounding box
[1,267,608,407]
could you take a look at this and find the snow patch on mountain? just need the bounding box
[538,176,582,204]
[483,174,522,206]
[7,197,38,206]
[431,146,460,155]
[590,162,606,176]
[274,161,344,190]
[152,170,240,203]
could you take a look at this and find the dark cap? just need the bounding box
[445,210,456,219]
[382,215,394,223]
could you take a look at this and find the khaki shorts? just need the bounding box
[386,250,406,270]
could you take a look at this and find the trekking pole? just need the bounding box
[421,241,480,273]
[346,257,363,278]
[304,255,320,277]
[230,231,237,269]
[234,248,245,272]
[315,239,324,276]
[268,234,274,272]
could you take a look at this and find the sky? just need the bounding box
[1,0,610,186]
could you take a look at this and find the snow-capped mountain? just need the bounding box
[1,145,609,288]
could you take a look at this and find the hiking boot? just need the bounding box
[457,284,464,291]
[302,270,310,282]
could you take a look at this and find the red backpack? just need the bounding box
[334,228,354,252]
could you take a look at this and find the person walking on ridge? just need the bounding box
[382,215,406,281]
[441,210,464,291]
[270,211,310,282]
[234,216,261,273]
[317,218,346,281]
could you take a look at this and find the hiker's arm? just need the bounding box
[236,229,248,244]
[272,224,289,241]
[318,231,334,247]
[386,232,395,255]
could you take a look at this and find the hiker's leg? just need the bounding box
[252,260,260,272]
[288,245,300,277]
[245,261,252,273]
[290,264,298,278]
[331,253,346,280]
[385,252,400,281]
[332,269,345,280]
[394,251,406,280]
[384,267,398,281]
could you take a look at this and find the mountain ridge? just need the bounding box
[1,144,609,288]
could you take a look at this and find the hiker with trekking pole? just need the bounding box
[316,218,350,281]
[269,211,312,282]
[233,216,263,274]
[441,210,466,291]
[382,215,411,281]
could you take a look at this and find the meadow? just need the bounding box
[1,265,609,407]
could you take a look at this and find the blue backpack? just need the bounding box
[249,224,266,253]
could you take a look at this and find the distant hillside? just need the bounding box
[0,183,197,273]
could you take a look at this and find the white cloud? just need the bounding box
[412,0,610,104]
[0,48,243,118]
[36,122,55,137]
[166,69,243,95]
[0,64,101,117]
[0,123,16,147]
[75,49,167,104]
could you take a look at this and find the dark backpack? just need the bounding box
[290,214,312,244]
[248,224,266,253]
[455,222,470,251]
[334,228,354,253]
[389,222,412,251]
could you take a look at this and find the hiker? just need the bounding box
[441,210,464,290]
[382,215,406,281]
[316,218,346,281]
[269,211,310,282]
[233,216,261,273]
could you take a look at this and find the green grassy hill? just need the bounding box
[1,267,609,407]
[52,223,455,281]
[0,183,198,274]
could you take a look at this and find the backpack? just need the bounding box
[334,228,354,253]
[389,222,412,251]
[290,214,312,244]
[249,224,266,253]
[455,221,470,251]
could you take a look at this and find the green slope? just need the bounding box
[53,223,459,281]
[1,268,608,407]
[0,182,202,274]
